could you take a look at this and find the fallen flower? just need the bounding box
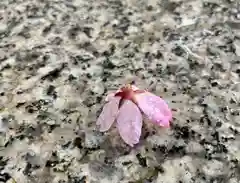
[96,84,172,146]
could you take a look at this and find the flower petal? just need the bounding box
[116,100,142,146]
[131,85,140,91]
[96,96,121,132]
[135,92,172,127]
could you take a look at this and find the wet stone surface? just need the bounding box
[0,0,240,182]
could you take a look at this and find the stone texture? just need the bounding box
[0,0,240,183]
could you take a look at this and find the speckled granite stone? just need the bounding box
[0,0,240,183]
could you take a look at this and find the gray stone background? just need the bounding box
[0,0,240,183]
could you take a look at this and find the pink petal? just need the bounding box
[116,100,142,146]
[131,85,140,91]
[96,96,121,132]
[135,92,172,127]
[105,88,123,102]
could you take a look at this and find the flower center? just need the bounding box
[115,85,135,101]
[115,84,145,107]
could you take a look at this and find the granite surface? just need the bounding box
[0,0,240,183]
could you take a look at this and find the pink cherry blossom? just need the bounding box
[96,84,172,146]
